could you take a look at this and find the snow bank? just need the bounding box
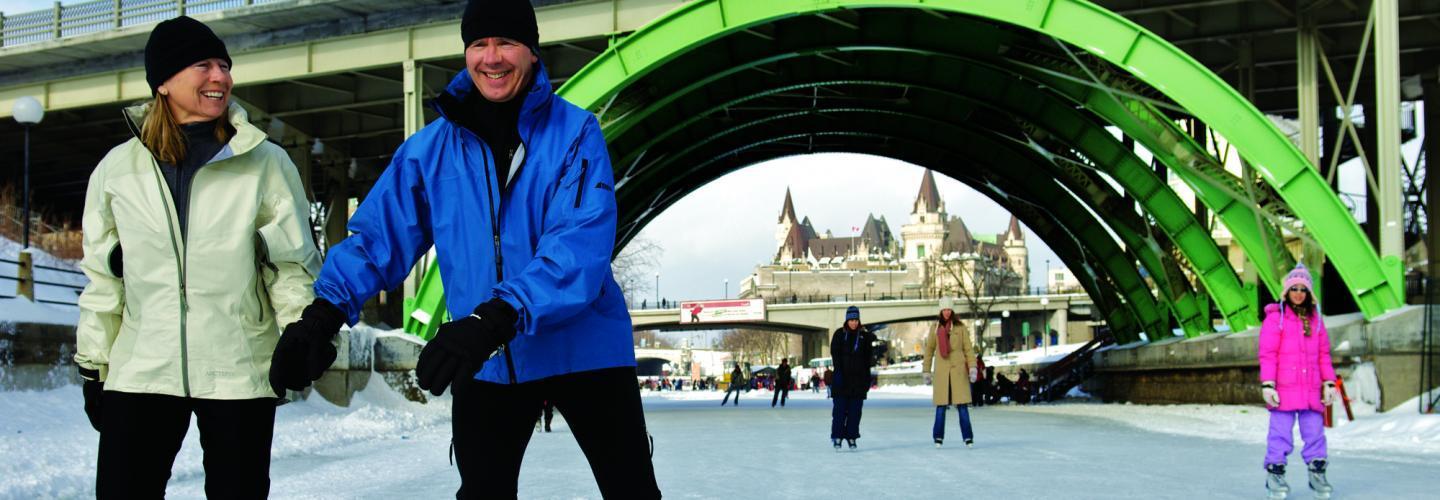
[0,372,450,498]
[0,297,78,326]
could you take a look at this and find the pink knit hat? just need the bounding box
[1283,263,1313,292]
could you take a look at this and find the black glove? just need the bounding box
[270,299,346,397]
[79,366,103,432]
[416,298,518,396]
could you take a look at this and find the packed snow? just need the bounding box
[2,372,1436,499]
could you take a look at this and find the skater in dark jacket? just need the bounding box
[722,365,745,406]
[772,358,793,407]
[830,306,876,450]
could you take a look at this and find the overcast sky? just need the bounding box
[627,153,1062,303]
[0,0,57,13]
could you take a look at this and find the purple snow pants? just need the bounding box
[1265,409,1327,466]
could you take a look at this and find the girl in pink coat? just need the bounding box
[1258,263,1337,499]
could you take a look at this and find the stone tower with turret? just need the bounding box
[901,169,947,262]
[1000,214,1029,288]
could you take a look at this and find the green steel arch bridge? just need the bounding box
[2,0,1436,347]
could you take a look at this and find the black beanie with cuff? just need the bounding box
[144,16,231,96]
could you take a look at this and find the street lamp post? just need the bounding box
[1000,309,1010,354]
[1044,259,1051,295]
[849,272,855,299]
[655,272,660,307]
[724,278,729,299]
[13,96,45,250]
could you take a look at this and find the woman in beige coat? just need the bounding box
[922,307,977,448]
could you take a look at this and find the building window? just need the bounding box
[916,245,926,258]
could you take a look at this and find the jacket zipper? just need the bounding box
[497,140,525,385]
[459,126,522,385]
[573,159,589,208]
[147,160,192,397]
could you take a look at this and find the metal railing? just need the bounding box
[0,0,282,48]
[0,256,85,306]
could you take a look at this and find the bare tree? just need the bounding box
[633,330,669,349]
[933,255,1021,355]
[720,328,790,365]
[612,237,664,307]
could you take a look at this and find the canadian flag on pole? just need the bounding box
[851,226,860,233]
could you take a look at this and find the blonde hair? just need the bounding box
[140,93,234,165]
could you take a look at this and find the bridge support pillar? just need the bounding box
[1424,71,1440,282]
[401,59,429,306]
[1375,0,1404,261]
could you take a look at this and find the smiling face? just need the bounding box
[158,57,232,124]
[1287,285,1309,306]
[465,37,537,103]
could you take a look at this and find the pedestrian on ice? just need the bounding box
[923,306,977,448]
[830,306,876,450]
[267,0,661,497]
[73,15,321,498]
[722,364,745,406]
[772,358,793,407]
[1259,263,1335,499]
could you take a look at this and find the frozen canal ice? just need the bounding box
[3,376,1436,499]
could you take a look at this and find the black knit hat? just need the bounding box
[144,16,231,96]
[461,0,539,52]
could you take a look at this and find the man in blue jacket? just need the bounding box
[267,0,661,497]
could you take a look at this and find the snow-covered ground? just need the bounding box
[3,377,1436,499]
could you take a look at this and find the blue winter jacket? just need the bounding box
[313,62,635,383]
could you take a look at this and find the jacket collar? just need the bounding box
[122,101,267,158]
[434,59,553,131]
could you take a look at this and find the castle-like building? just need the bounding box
[740,170,1028,300]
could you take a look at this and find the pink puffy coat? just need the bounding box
[1258,303,1336,412]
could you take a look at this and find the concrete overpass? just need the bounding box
[630,294,1090,363]
[630,294,1089,333]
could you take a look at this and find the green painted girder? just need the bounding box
[556,0,1403,319]
[402,257,449,340]
[1013,64,1295,297]
[1018,135,1212,336]
[635,108,1171,341]
[599,54,1250,332]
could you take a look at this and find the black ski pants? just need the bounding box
[96,391,276,500]
[771,385,789,407]
[452,366,660,499]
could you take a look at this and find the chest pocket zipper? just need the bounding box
[573,159,589,208]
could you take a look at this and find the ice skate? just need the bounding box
[1307,460,1332,499]
[833,439,842,451]
[1265,464,1290,499]
[847,439,857,451]
[934,438,943,449]
[965,439,974,448]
